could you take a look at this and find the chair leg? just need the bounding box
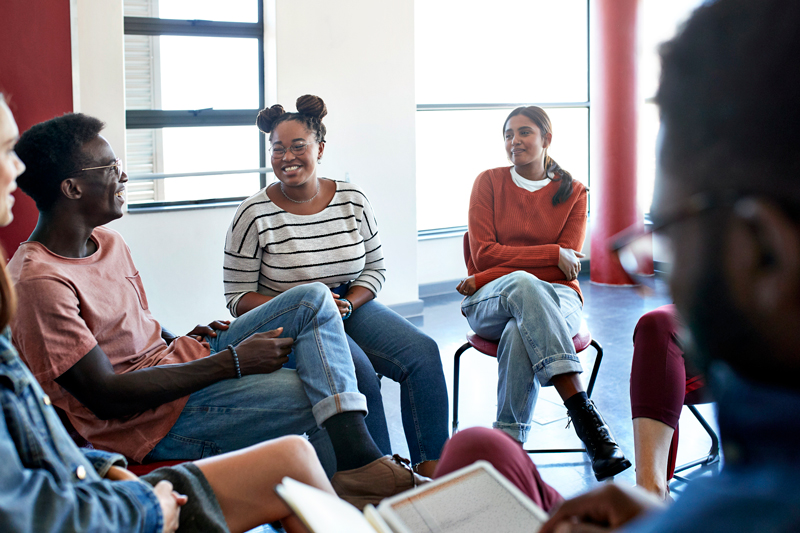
[673,405,721,476]
[525,340,604,455]
[452,337,607,455]
[452,342,471,435]
[585,339,603,399]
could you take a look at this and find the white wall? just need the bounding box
[418,236,466,286]
[71,0,420,332]
[273,0,419,307]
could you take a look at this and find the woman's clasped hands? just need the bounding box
[456,276,477,296]
[558,247,585,281]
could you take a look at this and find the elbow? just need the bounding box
[94,410,116,421]
[471,250,492,272]
[87,402,122,421]
[78,393,129,420]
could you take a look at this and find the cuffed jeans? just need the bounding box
[344,299,449,465]
[461,271,583,443]
[145,283,366,476]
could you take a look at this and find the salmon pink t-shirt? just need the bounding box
[7,226,210,462]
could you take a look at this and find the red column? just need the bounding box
[0,0,73,257]
[589,0,650,284]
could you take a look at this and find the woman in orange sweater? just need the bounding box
[456,106,630,481]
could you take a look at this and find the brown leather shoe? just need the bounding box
[331,455,431,509]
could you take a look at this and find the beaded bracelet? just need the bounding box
[227,344,242,379]
[341,298,353,320]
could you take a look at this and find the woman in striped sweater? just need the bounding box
[223,95,448,478]
[456,106,630,481]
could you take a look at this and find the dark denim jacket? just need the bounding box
[0,328,162,532]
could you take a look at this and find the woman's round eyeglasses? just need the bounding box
[270,143,310,159]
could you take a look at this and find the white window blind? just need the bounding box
[123,0,164,203]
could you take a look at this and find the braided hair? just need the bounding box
[256,94,327,142]
[504,106,575,206]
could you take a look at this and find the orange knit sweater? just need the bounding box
[467,166,588,302]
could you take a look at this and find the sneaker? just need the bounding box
[331,455,431,509]
[568,399,632,481]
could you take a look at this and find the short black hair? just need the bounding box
[656,0,800,194]
[15,113,105,212]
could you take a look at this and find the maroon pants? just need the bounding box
[434,426,563,512]
[629,304,708,479]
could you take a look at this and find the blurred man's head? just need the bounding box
[654,0,800,389]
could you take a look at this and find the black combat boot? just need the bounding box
[568,399,632,481]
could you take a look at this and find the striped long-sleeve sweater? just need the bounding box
[223,180,386,316]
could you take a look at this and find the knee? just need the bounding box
[290,282,336,311]
[633,306,677,346]
[273,435,319,468]
[303,282,333,300]
[438,427,521,475]
[503,271,548,300]
[505,270,537,287]
[446,427,507,454]
[415,333,441,360]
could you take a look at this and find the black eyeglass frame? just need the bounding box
[609,190,749,289]
[269,142,313,159]
[611,190,744,254]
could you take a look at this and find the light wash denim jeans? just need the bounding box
[461,271,583,443]
[145,283,365,476]
[344,299,449,465]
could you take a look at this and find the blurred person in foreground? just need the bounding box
[546,0,800,528]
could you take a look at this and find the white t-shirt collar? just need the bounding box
[510,166,551,192]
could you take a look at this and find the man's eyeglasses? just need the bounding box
[80,158,124,179]
[270,143,311,159]
[610,191,738,292]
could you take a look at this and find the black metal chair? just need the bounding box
[671,405,720,482]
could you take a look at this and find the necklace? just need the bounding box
[280,180,320,204]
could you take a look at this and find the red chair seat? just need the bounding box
[466,319,593,359]
[128,460,187,476]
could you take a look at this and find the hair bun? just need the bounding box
[256,104,286,133]
[295,95,327,120]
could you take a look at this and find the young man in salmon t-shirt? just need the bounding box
[7,113,427,506]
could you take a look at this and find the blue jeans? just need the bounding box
[344,299,449,465]
[461,271,583,443]
[347,335,392,456]
[145,283,366,476]
[283,335,393,457]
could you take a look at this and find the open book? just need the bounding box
[274,461,549,533]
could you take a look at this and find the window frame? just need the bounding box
[123,1,268,211]
[415,0,591,238]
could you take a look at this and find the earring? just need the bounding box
[317,158,322,164]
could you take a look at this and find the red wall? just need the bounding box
[0,0,73,256]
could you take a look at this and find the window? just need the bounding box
[123,0,267,208]
[415,0,589,233]
[637,0,707,214]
